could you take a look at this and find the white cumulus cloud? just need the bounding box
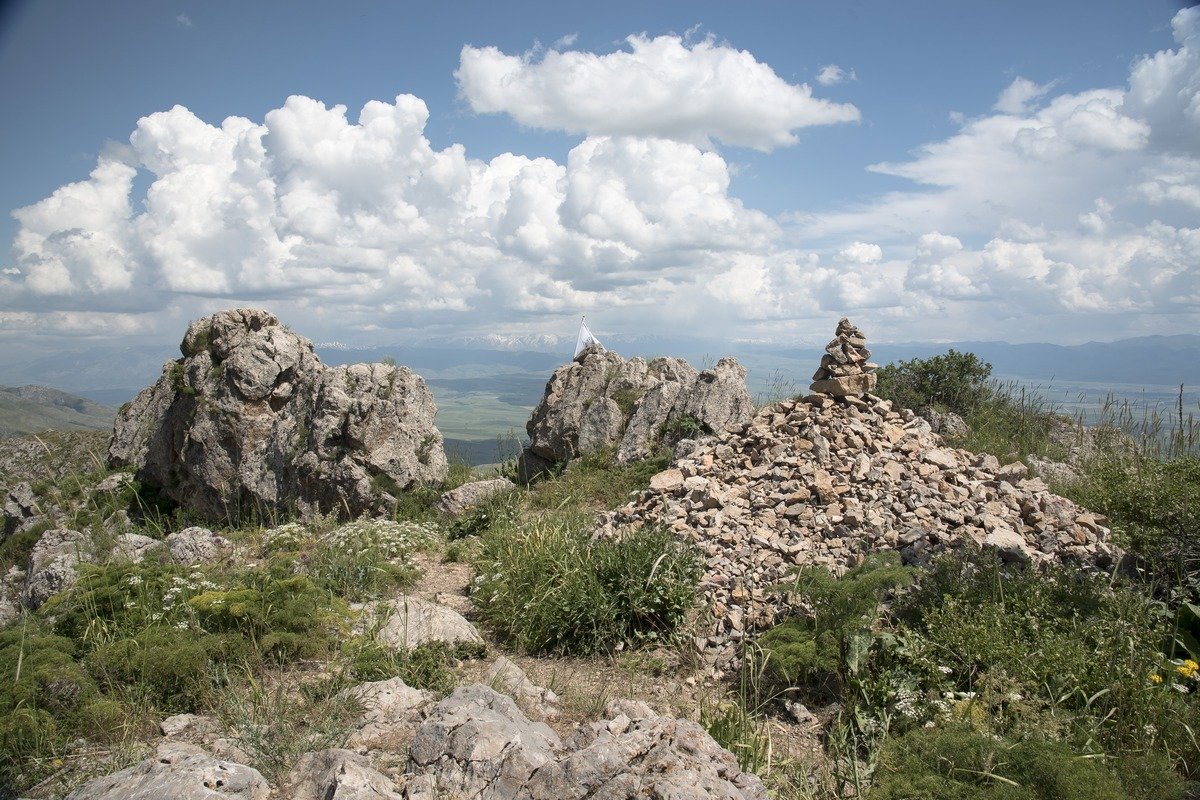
[816,64,855,86]
[455,34,860,151]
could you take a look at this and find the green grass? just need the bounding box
[473,512,699,655]
[527,446,670,510]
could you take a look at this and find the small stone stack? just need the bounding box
[810,317,878,396]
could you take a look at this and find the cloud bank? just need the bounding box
[4,10,1200,346]
[455,34,861,151]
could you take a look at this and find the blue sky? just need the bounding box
[1,0,1197,351]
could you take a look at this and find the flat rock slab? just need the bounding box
[282,749,403,800]
[65,742,268,800]
[375,596,483,650]
[435,478,515,517]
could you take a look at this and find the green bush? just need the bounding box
[875,349,994,415]
[473,517,699,654]
[894,550,1199,771]
[760,553,913,696]
[868,725,1184,800]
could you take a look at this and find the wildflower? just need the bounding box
[1150,673,1163,685]
[175,621,189,631]
[1176,660,1199,680]
[937,665,953,675]
[125,574,143,587]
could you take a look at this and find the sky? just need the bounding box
[0,0,1197,356]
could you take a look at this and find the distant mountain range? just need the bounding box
[1,334,1196,409]
[0,385,116,439]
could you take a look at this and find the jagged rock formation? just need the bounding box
[436,478,514,516]
[597,391,1120,670]
[810,317,878,396]
[24,527,91,609]
[109,308,447,521]
[404,685,767,800]
[519,349,753,479]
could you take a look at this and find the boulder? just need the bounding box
[402,687,766,800]
[525,710,769,800]
[484,656,560,720]
[521,350,752,476]
[24,528,89,609]
[109,308,447,522]
[404,684,561,800]
[342,677,433,751]
[2,481,39,540]
[282,749,403,800]
[436,478,515,517]
[375,596,484,650]
[64,741,268,800]
[112,533,166,563]
[166,527,229,565]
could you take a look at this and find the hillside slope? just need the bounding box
[0,384,116,439]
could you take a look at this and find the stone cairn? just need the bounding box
[596,319,1119,673]
[810,317,878,396]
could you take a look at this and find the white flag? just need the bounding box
[573,318,602,359]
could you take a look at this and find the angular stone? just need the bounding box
[436,478,515,517]
[649,469,685,492]
[376,596,483,650]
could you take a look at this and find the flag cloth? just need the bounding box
[573,319,603,359]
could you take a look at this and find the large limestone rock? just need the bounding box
[108,309,447,521]
[520,350,753,476]
[402,687,767,800]
[24,527,90,609]
[404,684,562,800]
[436,478,515,517]
[2,481,39,540]
[282,749,403,800]
[375,596,484,650]
[64,742,268,800]
[342,677,433,751]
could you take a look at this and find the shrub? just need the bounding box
[875,349,994,415]
[868,725,1184,800]
[473,517,699,654]
[760,553,913,696]
[277,519,437,601]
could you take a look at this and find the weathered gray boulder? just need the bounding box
[64,742,268,800]
[525,704,769,800]
[436,478,515,517]
[484,656,560,721]
[521,350,752,476]
[918,407,968,438]
[2,481,39,540]
[24,527,89,609]
[108,308,447,521]
[342,677,433,751]
[282,749,403,800]
[166,527,229,565]
[404,684,561,800]
[111,533,165,563]
[375,596,484,651]
[402,688,767,800]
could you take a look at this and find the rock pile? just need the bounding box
[809,317,877,396]
[597,327,1119,670]
[109,308,447,521]
[519,349,753,479]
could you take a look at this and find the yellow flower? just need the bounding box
[1150,673,1163,685]
[1177,660,1199,680]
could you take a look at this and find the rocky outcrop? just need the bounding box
[24,527,91,609]
[108,308,447,522]
[2,481,39,540]
[282,749,403,800]
[403,686,767,800]
[597,392,1120,670]
[520,350,753,477]
[405,684,561,800]
[166,527,230,565]
[64,742,268,800]
[342,677,433,751]
[112,533,165,563]
[436,478,515,517]
[810,317,878,396]
[484,656,560,721]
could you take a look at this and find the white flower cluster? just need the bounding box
[262,522,309,553]
[162,572,218,608]
[320,519,438,559]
